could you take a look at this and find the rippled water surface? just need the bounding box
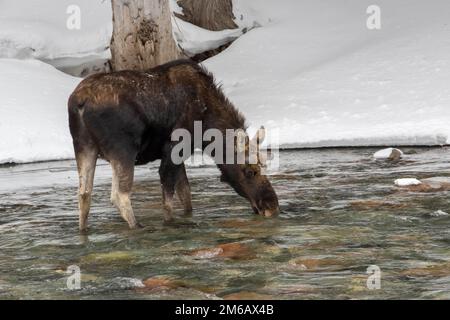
[0,148,449,299]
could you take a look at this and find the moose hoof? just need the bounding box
[263,208,280,217]
[163,217,176,227]
[130,222,144,229]
[79,227,89,234]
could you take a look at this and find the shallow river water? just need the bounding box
[0,148,449,299]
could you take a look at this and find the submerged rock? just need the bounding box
[110,277,145,289]
[81,251,134,265]
[218,219,264,228]
[192,247,224,259]
[288,257,343,271]
[429,210,449,217]
[374,148,403,161]
[350,199,409,210]
[395,177,450,192]
[401,262,450,278]
[189,242,256,260]
[222,269,245,277]
[211,242,256,260]
[421,177,450,190]
[273,284,317,295]
[223,291,274,300]
[348,275,370,293]
[142,276,185,290]
[141,287,220,299]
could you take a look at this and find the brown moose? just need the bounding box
[68,59,279,231]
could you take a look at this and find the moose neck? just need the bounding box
[199,101,246,170]
[202,100,245,132]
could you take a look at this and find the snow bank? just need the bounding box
[205,0,450,147]
[172,18,243,56]
[0,59,79,164]
[3,0,450,164]
[170,0,261,57]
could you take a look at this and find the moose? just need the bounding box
[68,59,279,232]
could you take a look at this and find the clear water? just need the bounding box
[0,148,449,299]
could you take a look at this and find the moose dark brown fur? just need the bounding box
[68,59,279,231]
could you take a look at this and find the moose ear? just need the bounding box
[258,152,268,167]
[265,148,274,160]
[252,126,266,145]
[257,148,274,167]
[236,129,247,153]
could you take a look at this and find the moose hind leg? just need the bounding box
[110,159,141,229]
[76,147,98,232]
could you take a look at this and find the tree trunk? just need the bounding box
[110,0,180,71]
[175,0,238,31]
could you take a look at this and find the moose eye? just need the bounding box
[244,168,256,178]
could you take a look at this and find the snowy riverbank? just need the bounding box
[1,0,450,164]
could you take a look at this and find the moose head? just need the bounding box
[219,126,280,217]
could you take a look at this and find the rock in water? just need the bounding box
[421,177,450,190]
[223,291,274,300]
[189,242,256,260]
[287,257,343,271]
[218,242,256,260]
[110,277,145,289]
[373,148,403,161]
[190,247,224,259]
[142,276,184,290]
[395,177,450,192]
[394,178,422,187]
[80,251,134,265]
[350,199,409,210]
[401,262,450,278]
[429,210,449,217]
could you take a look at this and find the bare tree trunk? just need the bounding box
[175,0,238,31]
[110,0,180,71]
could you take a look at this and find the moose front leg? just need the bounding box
[159,159,193,221]
[175,163,192,215]
[159,157,179,222]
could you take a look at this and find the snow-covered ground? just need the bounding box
[0,0,111,60]
[0,59,79,163]
[1,0,450,164]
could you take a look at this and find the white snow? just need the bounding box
[373,148,403,159]
[169,0,184,16]
[0,59,79,164]
[204,0,450,148]
[394,178,422,187]
[0,0,112,71]
[172,17,243,56]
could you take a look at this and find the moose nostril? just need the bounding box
[252,206,259,215]
[263,206,280,217]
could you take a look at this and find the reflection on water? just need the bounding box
[0,148,449,299]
